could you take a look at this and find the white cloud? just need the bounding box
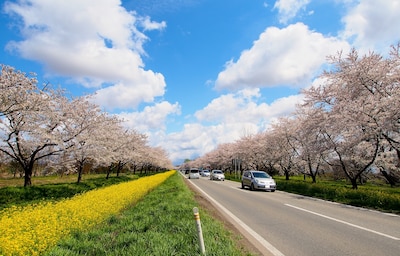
[195,88,302,126]
[118,101,181,132]
[340,0,400,52]
[154,88,304,163]
[161,122,258,164]
[196,89,263,124]
[4,0,167,110]
[139,16,167,31]
[273,0,311,24]
[215,23,350,91]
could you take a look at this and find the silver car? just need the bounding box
[189,168,200,179]
[241,170,276,192]
[210,170,225,181]
[201,169,210,177]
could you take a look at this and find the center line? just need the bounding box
[285,204,399,241]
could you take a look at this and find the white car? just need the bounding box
[188,168,200,179]
[241,170,276,192]
[201,169,210,177]
[210,170,225,181]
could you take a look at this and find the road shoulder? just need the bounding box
[184,178,265,256]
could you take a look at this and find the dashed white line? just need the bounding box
[285,204,400,241]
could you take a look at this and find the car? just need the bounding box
[201,169,210,177]
[188,168,200,179]
[210,170,225,181]
[241,170,276,192]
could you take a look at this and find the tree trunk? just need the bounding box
[380,170,397,187]
[77,170,82,183]
[77,163,84,184]
[106,164,113,179]
[306,157,319,183]
[24,169,32,187]
[311,174,316,183]
[342,166,359,189]
[350,178,358,189]
[116,161,124,177]
[23,161,35,187]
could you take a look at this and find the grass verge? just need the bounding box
[275,177,400,214]
[45,172,257,256]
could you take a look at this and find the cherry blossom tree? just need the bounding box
[215,143,237,172]
[193,44,398,190]
[253,132,280,175]
[268,118,300,180]
[235,135,259,171]
[247,133,272,173]
[374,45,400,182]
[104,129,147,179]
[291,107,329,183]
[301,46,400,188]
[138,145,172,174]
[61,101,124,183]
[1,65,173,186]
[0,65,80,186]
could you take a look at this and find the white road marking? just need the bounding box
[285,204,400,241]
[189,180,285,256]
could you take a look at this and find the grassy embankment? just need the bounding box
[0,172,256,256]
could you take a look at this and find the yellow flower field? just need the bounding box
[0,170,175,256]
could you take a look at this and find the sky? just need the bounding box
[1,0,400,165]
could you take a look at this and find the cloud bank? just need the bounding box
[3,0,400,164]
[4,0,166,109]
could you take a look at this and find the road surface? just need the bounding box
[186,175,400,256]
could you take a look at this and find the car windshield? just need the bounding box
[203,170,209,173]
[214,170,222,174]
[190,170,199,173]
[253,172,270,178]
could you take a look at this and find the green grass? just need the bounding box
[274,176,400,214]
[0,173,108,187]
[0,175,136,210]
[44,172,255,256]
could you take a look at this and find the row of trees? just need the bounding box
[191,45,400,189]
[0,65,173,186]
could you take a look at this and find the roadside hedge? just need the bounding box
[276,179,400,214]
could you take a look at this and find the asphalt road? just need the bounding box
[186,174,400,256]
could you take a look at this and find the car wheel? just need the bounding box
[241,182,245,189]
[250,183,254,191]
[271,189,276,192]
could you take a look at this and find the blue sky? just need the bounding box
[1,0,400,165]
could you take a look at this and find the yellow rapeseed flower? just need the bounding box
[0,170,175,256]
